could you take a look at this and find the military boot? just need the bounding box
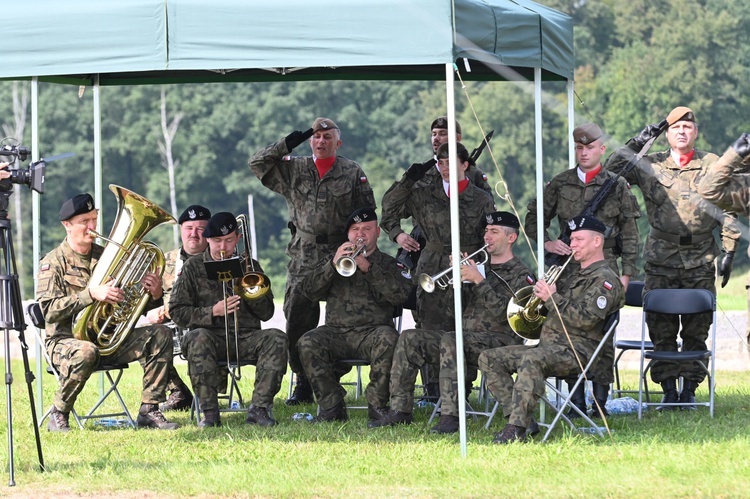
[286,374,314,406]
[430,415,459,434]
[159,385,194,412]
[565,381,587,419]
[657,378,679,411]
[137,403,180,430]
[679,380,699,411]
[367,409,413,429]
[198,409,221,428]
[590,382,610,418]
[246,406,277,426]
[48,407,71,433]
[492,423,526,444]
[367,404,389,422]
[312,400,348,423]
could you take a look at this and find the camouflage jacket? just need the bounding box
[420,160,493,198]
[540,260,625,358]
[169,249,274,333]
[525,167,640,277]
[36,239,104,344]
[699,147,750,217]
[463,257,536,345]
[605,146,739,268]
[380,172,495,278]
[249,138,376,273]
[300,248,411,329]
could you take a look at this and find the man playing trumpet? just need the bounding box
[169,212,288,428]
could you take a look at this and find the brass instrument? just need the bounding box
[219,249,243,380]
[73,185,175,356]
[418,245,489,293]
[335,238,366,277]
[235,214,271,300]
[507,251,576,341]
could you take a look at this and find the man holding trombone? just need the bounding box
[169,212,288,428]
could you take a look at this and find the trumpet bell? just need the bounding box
[335,257,358,277]
[418,272,439,293]
[507,286,546,340]
[238,272,271,300]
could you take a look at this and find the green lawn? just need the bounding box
[1,361,749,498]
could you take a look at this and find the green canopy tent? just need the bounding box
[4,0,573,455]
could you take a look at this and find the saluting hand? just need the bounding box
[544,239,572,256]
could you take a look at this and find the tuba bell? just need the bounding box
[507,251,575,341]
[73,185,175,356]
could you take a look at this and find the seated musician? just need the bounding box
[37,193,179,432]
[297,207,411,422]
[169,212,288,428]
[478,215,625,444]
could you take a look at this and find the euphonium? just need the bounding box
[235,214,271,300]
[72,185,175,356]
[418,245,489,293]
[507,251,576,341]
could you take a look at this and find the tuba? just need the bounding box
[506,251,575,341]
[73,185,175,356]
[235,214,271,300]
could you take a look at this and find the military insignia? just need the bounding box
[283,155,291,161]
[603,281,613,290]
[86,200,93,210]
[581,134,588,143]
[220,225,229,235]
[321,121,329,129]
[40,263,50,272]
[482,174,488,181]
[360,176,368,183]
[526,275,535,285]
[568,219,577,231]
[188,209,196,219]
[353,215,362,223]
[597,296,608,309]
[486,214,493,225]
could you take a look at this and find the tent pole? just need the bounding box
[534,69,544,277]
[568,79,575,169]
[93,75,102,229]
[31,77,43,416]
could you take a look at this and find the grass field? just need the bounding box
[1,360,749,498]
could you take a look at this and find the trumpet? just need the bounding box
[507,251,575,340]
[335,238,367,277]
[418,245,489,293]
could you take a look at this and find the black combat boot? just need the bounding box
[367,404,389,422]
[492,423,526,444]
[367,409,413,429]
[159,385,194,412]
[565,381,587,419]
[590,382,610,418]
[312,400,348,423]
[286,374,314,406]
[137,403,180,430]
[198,409,221,428]
[657,378,679,411]
[48,407,71,433]
[679,380,699,411]
[430,415,459,434]
[246,405,277,426]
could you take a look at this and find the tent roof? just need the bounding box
[3,0,573,85]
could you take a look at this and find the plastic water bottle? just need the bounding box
[292,412,314,422]
[230,400,241,410]
[579,426,610,434]
[606,396,641,415]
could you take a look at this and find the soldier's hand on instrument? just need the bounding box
[89,283,124,305]
[460,259,483,284]
[731,133,750,159]
[544,239,571,256]
[534,280,554,301]
[213,295,241,316]
[396,232,420,252]
[141,272,163,300]
[355,253,371,274]
[334,242,354,265]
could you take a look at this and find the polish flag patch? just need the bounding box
[482,174,488,181]
[40,264,50,272]
[526,275,535,285]
[603,281,613,290]
[360,176,368,183]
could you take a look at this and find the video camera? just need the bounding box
[0,144,45,194]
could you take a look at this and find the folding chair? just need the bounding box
[191,358,258,423]
[612,281,646,397]
[540,311,620,442]
[27,302,136,429]
[637,288,716,419]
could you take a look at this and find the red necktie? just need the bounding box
[679,150,695,167]
[315,157,335,178]
[584,165,602,184]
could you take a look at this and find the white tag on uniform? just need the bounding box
[477,264,486,279]
[597,296,608,309]
[175,258,184,278]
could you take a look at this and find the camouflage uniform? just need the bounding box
[438,257,535,417]
[606,147,740,383]
[297,249,410,410]
[159,247,192,392]
[478,260,624,428]
[249,138,376,375]
[380,172,495,331]
[37,239,172,413]
[525,167,640,385]
[168,250,288,412]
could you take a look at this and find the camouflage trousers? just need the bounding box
[389,328,444,413]
[182,327,288,412]
[439,330,517,417]
[298,325,398,410]
[478,343,583,429]
[283,275,322,375]
[644,263,714,383]
[46,324,173,413]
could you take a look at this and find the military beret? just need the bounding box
[345,207,378,232]
[573,123,604,145]
[666,106,696,126]
[431,116,462,135]
[436,141,470,161]
[202,212,238,238]
[312,117,339,132]
[59,193,95,221]
[484,211,520,230]
[567,215,606,234]
[178,204,211,225]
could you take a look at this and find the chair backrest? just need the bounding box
[625,281,645,308]
[26,302,45,328]
[642,288,715,315]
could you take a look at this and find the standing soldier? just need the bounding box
[606,107,740,409]
[169,212,288,428]
[249,118,376,405]
[525,123,639,416]
[297,207,411,422]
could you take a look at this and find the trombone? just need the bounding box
[418,244,489,293]
[236,214,271,300]
[335,238,366,277]
[219,249,244,380]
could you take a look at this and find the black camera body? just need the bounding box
[0,144,44,194]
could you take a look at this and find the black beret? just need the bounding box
[567,215,606,234]
[178,205,211,225]
[59,193,95,221]
[431,116,462,135]
[483,211,520,229]
[345,207,378,232]
[572,123,604,145]
[436,141,469,160]
[202,212,238,238]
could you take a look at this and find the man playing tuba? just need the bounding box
[37,193,179,432]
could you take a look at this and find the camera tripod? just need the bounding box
[0,195,45,485]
